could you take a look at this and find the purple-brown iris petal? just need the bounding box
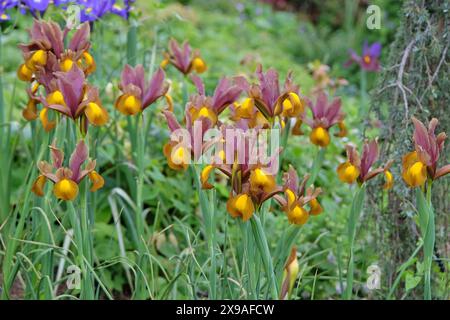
[282,166,299,195]
[434,165,450,180]
[50,143,64,169]
[190,74,205,95]
[142,68,168,108]
[46,104,71,117]
[360,140,379,178]
[256,65,281,115]
[37,161,59,183]
[273,193,287,208]
[412,117,432,157]
[363,167,384,182]
[68,22,90,53]
[55,65,85,116]
[211,77,243,115]
[163,110,182,133]
[346,145,361,168]
[77,160,96,183]
[260,186,284,204]
[120,64,138,89]
[324,97,343,126]
[69,141,88,182]
[74,86,99,118]
[169,39,191,73]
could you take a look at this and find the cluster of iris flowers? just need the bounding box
[1,0,135,22]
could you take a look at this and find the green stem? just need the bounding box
[308,147,325,186]
[250,214,278,300]
[344,184,366,299]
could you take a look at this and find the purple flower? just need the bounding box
[0,1,18,21]
[345,41,382,72]
[78,0,114,22]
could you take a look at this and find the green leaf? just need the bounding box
[405,273,421,291]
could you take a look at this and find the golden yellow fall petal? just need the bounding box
[88,171,105,192]
[53,179,79,201]
[31,175,47,197]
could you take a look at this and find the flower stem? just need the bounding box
[344,183,366,299]
[250,214,278,300]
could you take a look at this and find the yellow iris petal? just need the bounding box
[226,194,255,222]
[287,205,309,225]
[31,175,47,197]
[163,143,189,171]
[337,161,360,184]
[402,151,427,188]
[26,50,47,71]
[285,189,296,208]
[282,92,303,117]
[88,171,104,192]
[201,165,214,189]
[383,170,394,190]
[191,57,207,73]
[115,94,142,115]
[17,63,33,82]
[77,51,96,75]
[60,58,74,72]
[23,99,38,121]
[310,127,330,147]
[85,102,108,126]
[46,90,66,106]
[250,168,276,193]
[309,198,323,216]
[236,98,255,119]
[53,178,79,201]
[39,107,56,132]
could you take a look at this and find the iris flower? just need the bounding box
[187,75,243,126]
[32,140,104,201]
[115,64,169,116]
[162,109,216,171]
[161,39,207,75]
[42,65,108,129]
[337,140,393,189]
[240,65,304,122]
[345,41,381,72]
[402,117,449,188]
[18,20,95,83]
[301,92,346,147]
[200,126,282,221]
[0,0,18,21]
[273,166,322,225]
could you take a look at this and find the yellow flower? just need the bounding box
[310,127,330,147]
[309,198,323,216]
[60,58,74,72]
[337,161,360,184]
[236,98,255,119]
[163,143,190,171]
[287,205,309,225]
[115,94,142,116]
[77,51,96,75]
[53,178,79,201]
[226,193,255,221]
[26,50,47,71]
[190,106,218,124]
[281,247,299,299]
[402,151,427,187]
[281,92,303,118]
[22,99,38,121]
[85,102,109,126]
[201,165,215,189]
[88,171,104,192]
[39,107,56,132]
[383,170,394,190]
[46,90,66,106]
[17,63,33,82]
[31,175,47,197]
[249,168,276,193]
[191,57,207,73]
